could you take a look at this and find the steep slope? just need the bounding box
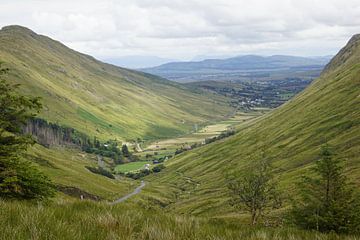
[0,25,231,141]
[147,35,360,215]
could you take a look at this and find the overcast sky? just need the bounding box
[1,0,360,61]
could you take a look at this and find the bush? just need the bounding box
[175,149,186,155]
[125,169,151,180]
[205,129,235,144]
[85,166,115,179]
[152,164,165,173]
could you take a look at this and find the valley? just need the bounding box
[0,24,359,240]
[142,35,360,217]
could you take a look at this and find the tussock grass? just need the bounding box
[0,200,357,240]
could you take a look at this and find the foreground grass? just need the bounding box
[0,200,358,240]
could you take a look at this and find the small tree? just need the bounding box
[228,157,282,225]
[290,145,360,233]
[122,144,130,157]
[0,65,54,200]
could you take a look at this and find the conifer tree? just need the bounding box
[0,64,54,199]
[290,145,360,233]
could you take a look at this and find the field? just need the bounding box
[115,161,152,173]
[140,110,267,160]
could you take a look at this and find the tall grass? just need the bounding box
[0,200,358,240]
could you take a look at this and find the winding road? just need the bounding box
[110,181,146,205]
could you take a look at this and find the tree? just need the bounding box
[227,156,282,225]
[122,144,130,157]
[0,64,54,200]
[290,145,360,233]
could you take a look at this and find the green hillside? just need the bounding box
[0,25,231,141]
[146,34,360,216]
[27,144,134,200]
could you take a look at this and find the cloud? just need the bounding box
[0,0,359,60]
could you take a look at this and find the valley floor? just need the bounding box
[134,109,267,163]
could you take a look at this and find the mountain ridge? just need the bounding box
[141,53,331,83]
[143,54,330,71]
[0,25,232,141]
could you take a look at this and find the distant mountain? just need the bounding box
[141,55,332,83]
[191,54,232,61]
[0,25,232,141]
[103,55,176,69]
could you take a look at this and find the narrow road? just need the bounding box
[110,181,146,205]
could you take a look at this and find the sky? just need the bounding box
[1,0,360,63]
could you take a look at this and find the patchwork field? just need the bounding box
[143,110,267,153]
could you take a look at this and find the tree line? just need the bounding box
[23,116,140,167]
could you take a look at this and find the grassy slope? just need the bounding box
[27,144,133,199]
[0,25,231,141]
[145,35,360,216]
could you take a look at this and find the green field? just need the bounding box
[115,161,152,173]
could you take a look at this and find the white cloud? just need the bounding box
[0,0,359,60]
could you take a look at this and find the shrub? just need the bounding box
[85,166,115,179]
[152,164,165,173]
